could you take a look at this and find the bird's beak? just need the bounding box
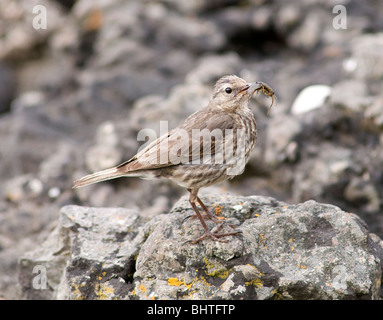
[239,82,262,96]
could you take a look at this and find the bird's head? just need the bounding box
[210,75,261,111]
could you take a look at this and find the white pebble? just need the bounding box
[48,187,61,198]
[28,178,43,195]
[291,85,331,115]
[342,58,357,73]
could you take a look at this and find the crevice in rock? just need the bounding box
[120,257,137,284]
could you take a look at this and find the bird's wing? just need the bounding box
[117,111,237,172]
[116,129,176,172]
[182,112,237,165]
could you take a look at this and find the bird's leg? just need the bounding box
[186,189,240,244]
[184,189,222,223]
[197,197,239,229]
[182,190,238,229]
[184,189,213,223]
[196,196,222,223]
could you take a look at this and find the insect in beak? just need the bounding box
[253,81,278,116]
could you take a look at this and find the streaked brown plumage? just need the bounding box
[73,75,275,243]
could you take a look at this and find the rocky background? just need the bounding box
[0,0,382,299]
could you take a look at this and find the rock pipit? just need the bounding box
[73,75,276,243]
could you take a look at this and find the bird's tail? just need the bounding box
[72,167,125,188]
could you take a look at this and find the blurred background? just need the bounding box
[0,0,382,299]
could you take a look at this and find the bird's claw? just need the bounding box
[183,229,242,245]
[182,213,238,229]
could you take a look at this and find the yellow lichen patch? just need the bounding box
[197,276,212,287]
[95,283,115,300]
[203,257,213,269]
[203,257,231,279]
[258,233,267,249]
[270,289,284,300]
[214,204,223,216]
[241,264,264,288]
[289,238,295,251]
[245,264,263,275]
[168,275,213,292]
[71,283,86,300]
[181,289,198,300]
[245,279,263,288]
[138,284,146,293]
[206,268,231,279]
[168,277,184,287]
[98,271,107,281]
[183,279,195,290]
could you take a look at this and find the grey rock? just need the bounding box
[3,174,45,205]
[212,6,255,39]
[18,195,383,300]
[129,52,243,133]
[185,52,242,85]
[365,96,383,128]
[156,13,226,54]
[84,122,122,172]
[251,6,273,31]
[162,0,241,15]
[0,63,15,113]
[0,99,76,182]
[344,176,380,214]
[11,91,46,112]
[287,11,323,52]
[85,145,122,173]
[330,79,370,113]
[38,142,75,186]
[275,4,301,32]
[292,144,354,202]
[351,33,383,81]
[134,195,383,300]
[19,205,149,300]
[2,0,383,300]
[263,115,302,167]
[18,225,70,300]
[0,0,64,61]
[130,82,211,132]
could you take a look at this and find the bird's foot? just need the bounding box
[184,226,242,244]
[183,212,222,223]
[182,213,238,229]
[182,214,238,229]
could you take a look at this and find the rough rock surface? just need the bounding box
[2,0,383,299]
[18,194,383,300]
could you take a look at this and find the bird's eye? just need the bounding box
[225,87,232,94]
